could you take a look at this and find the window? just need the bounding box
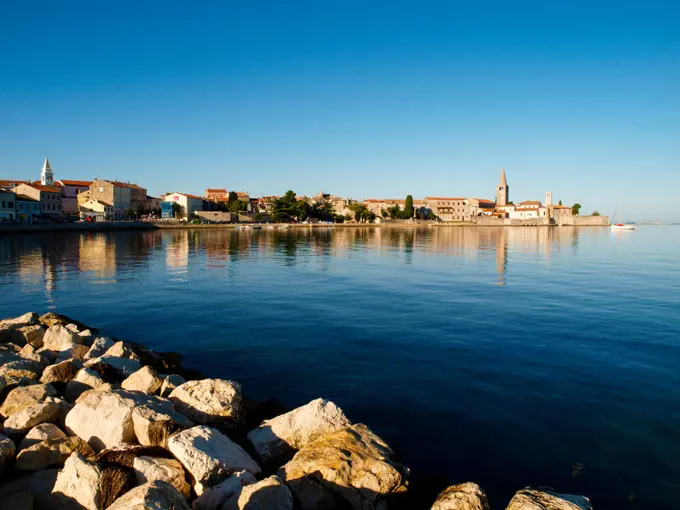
[8,202,13,208]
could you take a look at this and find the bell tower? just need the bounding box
[41,157,54,186]
[496,168,509,206]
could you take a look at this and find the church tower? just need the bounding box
[41,157,54,186]
[496,168,509,206]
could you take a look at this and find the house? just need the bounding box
[80,199,114,222]
[14,195,41,223]
[56,180,93,216]
[0,190,16,221]
[86,179,132,219]
[466,198,496,218]
[112,182,147,212]
[508,201,548,220]
[12,183,62,217]
[363,199,405,217]
[146,196,162,212]
[162,192,204,219]
[205,188,229,202]
[424,197,466,221]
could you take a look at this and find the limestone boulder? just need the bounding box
[17,325,46,348]
[223,475,293,510]
[0,433,16,477]
[169,379,243,425]
[84,355,141,378]
[65,390,136,452]
[431,483,490,510]
[107,480,190,510]
[278,423,408,510]
[248,398,350,465]
[40,359,81,384]
[0,383,57,419]
[51,452,102,510]
[19,423,68,450]
[167,425,261,495]
[505,489,592,510]
[16,436,95,471]
[0,468,60,509]
[103,340,141,361]
[3,397,63,435]
[55,344,91,363]
[133,455,191,499]
[0,312,40,330]
[42,325,83,352]
[0,492,33,510]
[64,368,106,403]
[75,382,118,404]
[159,373,186,398]
[131,395,192,447]
[83,337,114,361]
[121,365,163,394]
[39,312,93,333]
[193,471,257,510]
[0,358,43,381]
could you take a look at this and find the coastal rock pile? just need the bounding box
[0,311,594,509]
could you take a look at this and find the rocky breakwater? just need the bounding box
[0,311,594,510]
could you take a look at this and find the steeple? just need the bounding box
[496,167,509,207]
[41,157,54,186]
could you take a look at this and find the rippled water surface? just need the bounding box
[1,226,679,509]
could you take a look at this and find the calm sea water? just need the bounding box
[1,226,679,509]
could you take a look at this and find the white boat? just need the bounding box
[611,222,635,231]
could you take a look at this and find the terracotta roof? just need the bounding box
[19,183,60,193]
[57,180,93,187]
[0,180,29,187]
[552,205,572,209]
[165,192,203,200]
[111,181,145,190]
[206,188,228,193]
[425,197,465,201]
[518,200,542,206]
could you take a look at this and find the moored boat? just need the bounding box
[611,222,635,231]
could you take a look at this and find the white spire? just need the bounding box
[41,157,54,185]
[42,157,52,171]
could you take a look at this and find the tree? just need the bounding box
[558,200,562,205]
[572,203,581,216]
[227,191,238,205]
[171,203,183,219]
[381,209,389,219]
[592,211,600,216]
[254,212,264,222]
[426,210,436,220]
[404,195,414,218]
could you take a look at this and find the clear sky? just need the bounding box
[1,1,678,220]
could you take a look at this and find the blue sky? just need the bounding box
[1,1,678,220]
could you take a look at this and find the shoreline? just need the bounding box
[0,221,614,234]
[0,311,594,509]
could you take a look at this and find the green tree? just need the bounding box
[254,212,264,222]
[572,203,582,216]
[349,203,369,222]
[592,211,600,216]
[558,200,562,205]
[228,191,238,205]
[171,203,183,219]
[426,210,436,220]
[404,195,414,218]
[381,209,389,219]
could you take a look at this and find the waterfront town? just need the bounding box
[0,158,601,227]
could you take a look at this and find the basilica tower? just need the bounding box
[496,168,509,206]
[41,157,54,186]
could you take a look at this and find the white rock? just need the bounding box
[160,373,186,398]
[75,382,118,403]
[19,423,68,451]
[83,337,114,361]
[505,489,592,510]
[107,480,190,510]
[55,344,91,363]
[103,340,140,361]
[0,433,16,477]
[16,436,95,471]
[18,325,46,348]
[65,324,79,333]
[223,475,293,510]
[64,367,106,403]
[51,452,102,510]
[0,383,58,419]
[193,471,257,510]
[169,379,243,425]
[65,390,137,452]
[168,425,261,495]
[431,482,490,510]
[248,398,350,464]
[121,365,163,394]
[0,358,43,381]
[0,312,39,329]
[40,359,81,384]
[3,397,63,435]
[42,325,83,352]
[130,395,193,447]
[84,355,141,377]
[133,455,191,499]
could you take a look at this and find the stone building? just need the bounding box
[205,188,229,202]
[424,197,466,221]
[83,180,132,219]
[12,183,62,217]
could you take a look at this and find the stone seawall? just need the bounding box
[0,311,593,510]
[0,222,155,234]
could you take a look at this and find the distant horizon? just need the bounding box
[1,1,678,222]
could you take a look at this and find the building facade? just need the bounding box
[12,183,62,217]
[14,195,41,223]
[0,190,16,221]
[87,180,132,219]
[56,180,93,216]
[162,192,204,219]
[80,199,114,221]
[205,188,229,202]
[424,197,467,221]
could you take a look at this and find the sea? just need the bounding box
[1,225,679,509]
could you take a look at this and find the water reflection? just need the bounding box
[0,226,591,298]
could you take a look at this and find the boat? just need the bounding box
[611,223,635,231]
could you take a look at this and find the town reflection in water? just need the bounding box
[0,226,593,300]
